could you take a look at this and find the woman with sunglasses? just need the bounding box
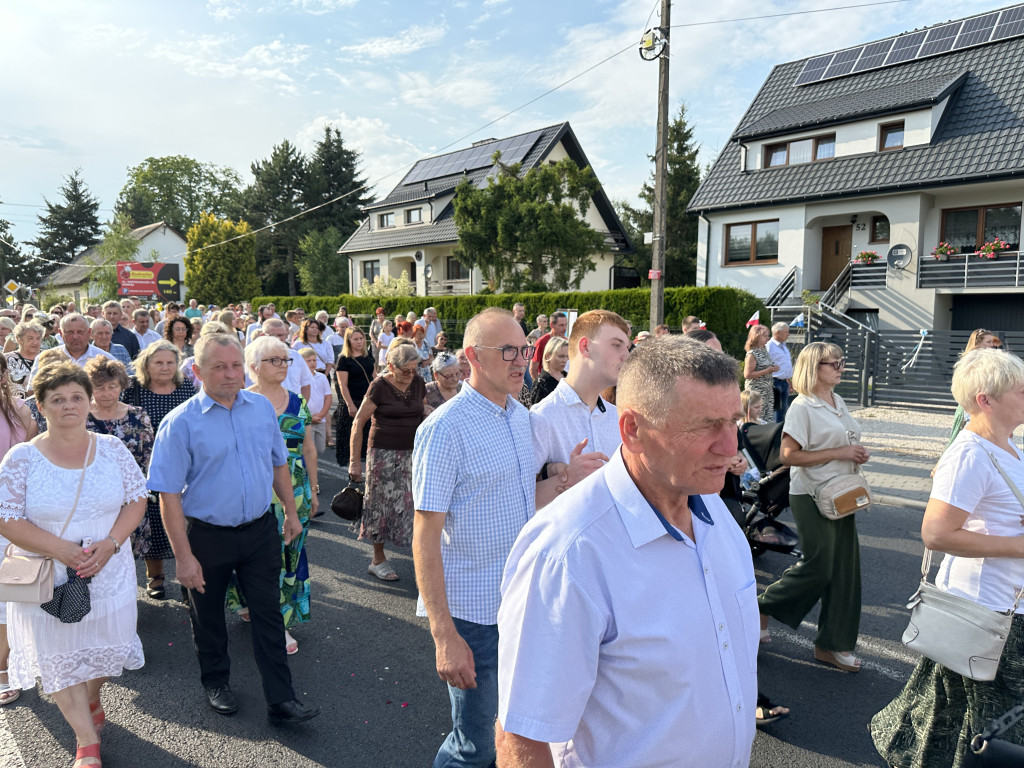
[758,342,870,672]
[425,352,461,408]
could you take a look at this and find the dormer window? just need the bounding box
[406,208,422,224]
[379,212,395,228]
[764,133,836,168]
[880,121,904,151]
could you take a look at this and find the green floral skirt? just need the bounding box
[870,613,1024,768]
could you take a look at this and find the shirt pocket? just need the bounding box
[735,580,760,669]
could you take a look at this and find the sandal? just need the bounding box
[367,561,399,581]
[0,670,20,706]
[146,575,166,600]
[73,741,102,767]
[814,646,862,672]
[90,699,105,732]
[755,693,790,727]
[238,608,251,623]
[285,630,298,655]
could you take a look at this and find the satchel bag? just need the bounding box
[812,420,872,520]
[0,435,94,604]
[331,480,364,522]
[41,566,92,623]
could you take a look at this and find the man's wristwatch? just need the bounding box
[107,536,120,554]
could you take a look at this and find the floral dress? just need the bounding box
[227,391,313,629]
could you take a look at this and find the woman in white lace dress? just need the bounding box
[0,362,147,768]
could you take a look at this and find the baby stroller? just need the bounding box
[734,422,799,558]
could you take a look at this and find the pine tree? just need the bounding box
[296,227,348,295]
[304,126,372,238]
[28,169,103,264]
[185,213,261,306]
[0,202,43,289]
[619,103,703,286]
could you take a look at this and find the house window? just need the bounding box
[763,134,836,167]
[362,260,380,284]
[941,204,1022,254]
[446,257,470,281]
[879,121,904,152]
[405,208,422,224]
[870,216,890,243]
[379,212,395,228]
[725,221,779,265]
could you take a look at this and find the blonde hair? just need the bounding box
[740,389,763,421]
[952,348,1024,415]
[542,337,569,373]
[744,325,769,351]
[341,327,369,359]
[135,340,184,388]
[791,342,843,397]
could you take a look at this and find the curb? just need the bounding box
[873,493,928,512]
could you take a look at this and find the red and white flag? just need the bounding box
[745,310,760,327]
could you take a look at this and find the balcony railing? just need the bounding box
[918,251,1023,289]
[850,261,887,289]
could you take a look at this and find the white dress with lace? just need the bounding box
[0,434,148,693]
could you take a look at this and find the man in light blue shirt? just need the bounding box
[148,334,319,725]
[412,307,535,768]
[496,337,759,767]
[767,322,794,423]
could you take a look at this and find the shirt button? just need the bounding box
[723,642,728,650]
[704,567,709,574]
[736,704,742,712]
[719,623,724,631]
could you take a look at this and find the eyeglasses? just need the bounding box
[819,359,846,371]
[473,345,536,362]
[262,357,292,367]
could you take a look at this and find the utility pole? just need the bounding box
[642,0,671,331]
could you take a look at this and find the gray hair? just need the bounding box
[617,336,739,426]
[245,335,290,381]
[771,321,789,334]
[59,312,89,332]
[953,348,1024,415]
[133,308,149,320]
[262,318,287,334]
[195,334,243,369]
[90,318,112,332]
[200,321,230,337]
[14,321,43,342]
[386,339,421,369]
[512,302,525,311]
[431,350,460,374]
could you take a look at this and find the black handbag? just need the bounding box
[964,703,1024,767]
[331,481,364,522]
[41,566,92,624]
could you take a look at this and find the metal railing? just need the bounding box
[849,261,887,288]
[764,266,798,308]
[819,261,852,307]
[918,251,1023,289]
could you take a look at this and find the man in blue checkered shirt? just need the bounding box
[412,307,536,768]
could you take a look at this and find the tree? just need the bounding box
[0,200,44,289]
[618,103,703,286]
[303,126,373,238]
[245,140,309,296]
[28,169,103,264]
[296,227,348,295]
[89,212,141,301]
[115,155,242,234]
[357,270,415,299]
[185,213,261,306]
[453,155,605,292]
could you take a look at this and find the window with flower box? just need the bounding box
[763,134,836,168]
[725,220,779,265]
[940,204,1021,255]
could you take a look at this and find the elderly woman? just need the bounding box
[121,341,196,600]
[455,348,472,382]
[226,336,318,654]
[0,317,16,354]
[0,362,147,768]
[425,351,461,409]
[162,315,194,358]
[348,340,426,581]
[758,342,869,672]
[743,325,779,424]
[872,348,1024,766]
[334,327,375,470]
[530,336,569,406]
[5,322,43,398]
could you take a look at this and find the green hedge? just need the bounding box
[252,287,765,357]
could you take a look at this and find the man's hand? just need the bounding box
[728,453,748,476]
[562,439,609,488]
[177,553,206,594]
[282,513,302,545]
[435,629,477,690]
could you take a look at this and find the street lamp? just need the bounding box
[424,264,432,297]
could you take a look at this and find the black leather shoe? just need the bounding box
[205,685,238,715]
[267,699,320,724]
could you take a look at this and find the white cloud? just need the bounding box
[288,0,359,14]
[148,36,311,90]
[207,0,244,20]
[483,0,510,6]
[338,22,448,59]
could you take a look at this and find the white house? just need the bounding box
[339,122,635,295]
[689,4,1024,332]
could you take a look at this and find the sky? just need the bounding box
[0,0,1007,250]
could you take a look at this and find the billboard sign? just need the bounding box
[117,262,182,301]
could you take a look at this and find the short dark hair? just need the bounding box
[34,361,93,404]
[684,329,717,344]
[550,312,567,322]
[83,356,130,391]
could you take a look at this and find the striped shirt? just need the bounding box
[412,381,535,625]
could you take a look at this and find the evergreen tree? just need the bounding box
[304,126,372,237]
[0,200,43,289]
[185,213,261,306]
[28,169,103,264]
[619,103,703,286]
[296,227,348,295]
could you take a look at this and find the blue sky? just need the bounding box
[0,0,1005,247]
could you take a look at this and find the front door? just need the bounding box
[820,225,852,290]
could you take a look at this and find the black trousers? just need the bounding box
[185,511,294,705]
[334,395,368,467]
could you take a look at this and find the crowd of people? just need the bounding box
[0,292,1019,768]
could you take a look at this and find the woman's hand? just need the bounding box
[56,540,90,572]
[75,538,117,579]
[347,404,357,417]
[841,444,870,464]
[348,461,363,482]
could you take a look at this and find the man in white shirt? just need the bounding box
[414,306,441,348]
[27,313,116,386]
[532,310,631,510]
[766,322,794,423]
[155,302,179,335]
[496,337,759,768]
[262,319,311,402]
[132,308,162,349]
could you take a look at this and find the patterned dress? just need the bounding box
[5,352,35,399]
[227,391,313,630]
[744,346,775,423]
[121,379,197,560]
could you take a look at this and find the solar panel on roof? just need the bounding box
[852,39,894,71]
[885,30,926,64]
[954,12,998,48]
[823,47,862,78]
[795,54,833,85]
[402,130,544,186]
[918,21,962,56]
[993,5,1024,39]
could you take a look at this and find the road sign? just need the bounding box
[116,262,182,301]
[4,280,19,294]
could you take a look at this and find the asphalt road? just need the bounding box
[0,455,928,768]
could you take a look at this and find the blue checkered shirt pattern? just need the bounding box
[413,382,535,625]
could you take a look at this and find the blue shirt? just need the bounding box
[147,387,287,526]
[108,343,133,374]
[412,382,535,625]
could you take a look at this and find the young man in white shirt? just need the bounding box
[531,310,631,510]
[132,308,162,349]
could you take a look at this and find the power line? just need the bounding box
[670,0,914,29]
